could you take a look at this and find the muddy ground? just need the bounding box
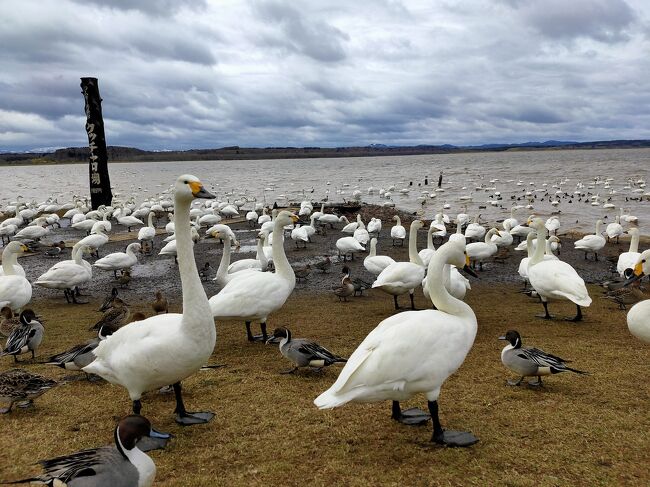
[15,204,643,312]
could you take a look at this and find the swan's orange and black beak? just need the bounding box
[463,253,478,278]
[189,181,216,199]
[623,261,646,286]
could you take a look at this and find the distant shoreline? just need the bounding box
[2,139,650,167]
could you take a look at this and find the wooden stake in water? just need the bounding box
[80,77,113,209]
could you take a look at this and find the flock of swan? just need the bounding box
[0,172,648,486]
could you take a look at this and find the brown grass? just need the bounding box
[1,284,649,486]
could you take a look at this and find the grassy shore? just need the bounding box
[1,280,648,486]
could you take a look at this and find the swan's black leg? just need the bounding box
[536,301,553,320]
[409,293,416,310]
[393,295,399,310]
[566,304,583,322]
[173,382,214,425]
[428,400,478,447]
[391,400,429,425]
[245,321,255,341]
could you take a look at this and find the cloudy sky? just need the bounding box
[1,0,649,152]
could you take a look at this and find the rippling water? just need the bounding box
[1,148,648,234]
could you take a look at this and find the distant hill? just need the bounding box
[1,139,650,165]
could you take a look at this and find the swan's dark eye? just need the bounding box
[184,180,189,184]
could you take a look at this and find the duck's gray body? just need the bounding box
[48,339,100,371]
[272,328,347,372]
[1,316,44,360]
[28,445,141,486]
[499,330,587,386]
[10,415,156,486]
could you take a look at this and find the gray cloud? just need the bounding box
[1,0,649,152]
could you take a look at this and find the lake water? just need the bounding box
[1,148,648,235]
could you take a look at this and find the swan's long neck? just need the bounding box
[426,245,474,317]
[395,216,401,226]
[408,224,424,266]
[369,238,377,257]
[426,227,434,250]
[272,220,294,281]
[630,230,639,253]
[484,229,492,244]
[175,195,212,334]
[257,238,268,267]
[1,248,17,276]
[216,235,232,283]
[530,228,546,265]
[545,238,554,255]
[525,231,535,258]
[594,220,601,235]
[147,211,154,228]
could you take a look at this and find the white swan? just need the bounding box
[605,214,624,243]
[390,215,406,246]
[626,250,650,343]
[466,228,500,270]
[353,221,370,245]
[227,234,268,274]
[574,219,606,261]
[367,217,382,235]
[341,214,361,234]
[0,242,31,312]
[372,220,425,310]
[617,228,641,276]
[137,211,156,252]
[363,238,395,276]
[35,243,92,304]
[209,211,299,342]
[503,207,519,230]
[464,215,486,241]
[518,233,559,286]
[335,236,365,261]
[94,243,142,276]
[491,221,513,247]
[0,241,26,277]
[528,218,591,321]
[315,241,479,447]
[84,174,217,431]
[418,225,436,267]
[210,225,258,287]
[77,221,110,258]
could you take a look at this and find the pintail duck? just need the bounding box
[8,415,157,486]
[46,324,117,375]
[1,309,44,361]
[268,327,347,374]
[0,368,57,413]
[499,330,588,386]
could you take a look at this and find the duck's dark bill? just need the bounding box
[462,264,479,278]
[195,187,216,199]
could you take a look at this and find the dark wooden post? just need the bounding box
[80,77,113,209]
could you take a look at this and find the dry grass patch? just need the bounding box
[1,284,649,486]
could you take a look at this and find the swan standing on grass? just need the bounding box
[210,211,299,342]
[527,218,591,321]
[0,242,31,312]
[372,220,425,310]
[83,175,217,431]
[315,241,479,447]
